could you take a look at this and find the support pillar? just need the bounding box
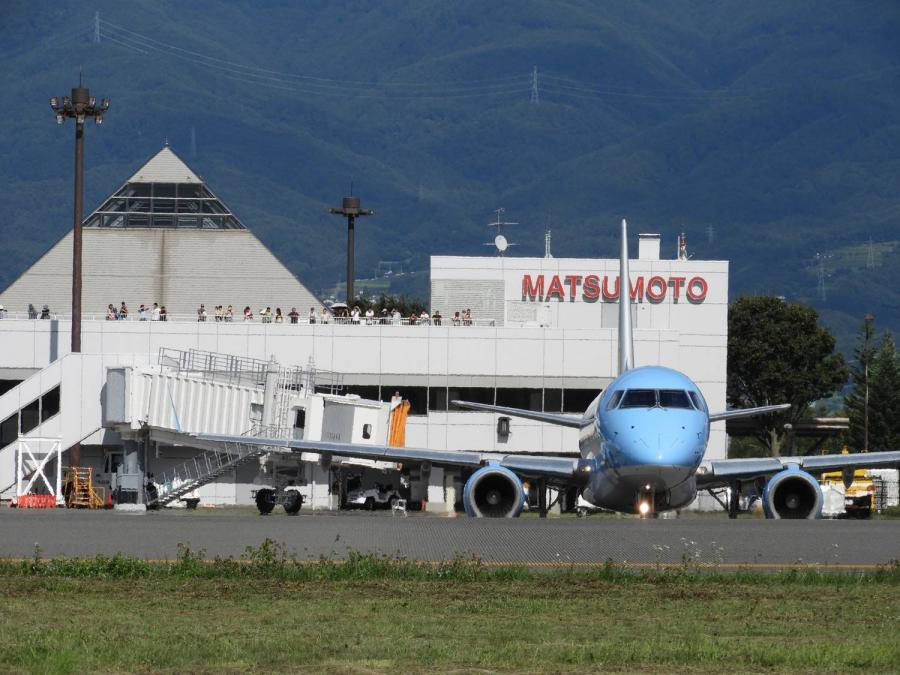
[115,439,146,511]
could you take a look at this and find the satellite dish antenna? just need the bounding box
[495,234,508,253]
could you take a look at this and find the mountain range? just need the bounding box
[2,0,899,353]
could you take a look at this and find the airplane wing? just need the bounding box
[697,450,900,487]
[707,403,791,423]
[198,433,591,481]
[450,400,586,428]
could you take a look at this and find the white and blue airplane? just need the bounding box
[204,220,900,518]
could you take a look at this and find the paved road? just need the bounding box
[1,509,898,566]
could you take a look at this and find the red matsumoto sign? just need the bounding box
[521,274,708,303]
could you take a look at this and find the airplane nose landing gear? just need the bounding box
[636,486,655,518]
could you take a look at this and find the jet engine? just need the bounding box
[463,465,526,518]
[762,467,822,519]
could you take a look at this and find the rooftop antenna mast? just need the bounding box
[545,230,552,258]
[530,66,540,105]
[485,207,518,256]
[867,237,875,270]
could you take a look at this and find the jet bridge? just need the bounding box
[103,348,394,510]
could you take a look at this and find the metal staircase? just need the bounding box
[151,438,275,507]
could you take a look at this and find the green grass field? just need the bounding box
[1,548,898,673]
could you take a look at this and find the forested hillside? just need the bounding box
[2,0,899,352]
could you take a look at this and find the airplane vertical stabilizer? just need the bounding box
[618,219,634,374]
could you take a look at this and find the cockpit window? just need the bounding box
[658,390,692,408]
[606,390,624,410]
[620,389,657,408]
[688,391,707,412]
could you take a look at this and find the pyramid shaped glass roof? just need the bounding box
[84,147,246,230]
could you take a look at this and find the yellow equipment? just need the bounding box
[63,466,105,509]
[388,400,410,448]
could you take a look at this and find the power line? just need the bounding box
[100,24,529,99]
[99,18,525,91]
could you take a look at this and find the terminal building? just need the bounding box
[0,146,729,512]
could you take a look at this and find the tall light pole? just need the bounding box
[50,77,108,354]
[863,313,874,452]
[329,193,374,305]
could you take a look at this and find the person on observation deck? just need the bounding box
[308,307,316,324]
[243,306,253,321]
[151,303,161,321]
[197,304,207,322]
[225,305,234,322]
[119,302,128,320]
[432,310,442,326]
[289,307,299,324]
[274,308,284,323]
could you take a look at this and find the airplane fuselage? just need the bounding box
[577,365,709,514]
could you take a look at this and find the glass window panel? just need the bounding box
[176,216,198,228]
[688,391,707,412]
[0,413,17,448]
[428,387,448,411]
[564,389,597,413]
[223,216,244,229]
[0,380,20,396]
[178,184,203,198]
[99,198,127,212]
[127,214,149,227]
[128,198,150,212]
[102,214,125,228]
[448,387,494,407]
[83,215,102,227]
[152,215,175,228]
[117,184,150,198]
[20,398,40,434]
[606,390,624,410]
[201,200,227,214]
[152,199,175,213]
[153,183,176,198]
[621,389,656,408]
[177,199,201,213]
[543,388,562,412]
[41,386,60,422]
[659,390,692,409]
[496,388,541,411]
[201,216,222,229]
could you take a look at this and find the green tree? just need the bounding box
[845,316,877,452]
[727,296,848,456]
[864,332,900,451]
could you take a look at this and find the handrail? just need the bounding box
[0,313,495,326]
